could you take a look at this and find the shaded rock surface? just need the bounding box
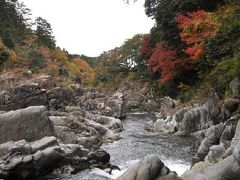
[0,80,74,111]
[182,115,240,180]
[0,136,89,180]
[0,106,55,144]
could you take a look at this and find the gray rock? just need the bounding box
[196,123,225,161]
[0,136,92,180]
[176,106,210,136]
[205,144,226,163]
[47,87,75,110]
[85,113,123,132]
[117,155,182,180]
[0,106,55,144]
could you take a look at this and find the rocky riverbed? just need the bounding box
[0,74,240,180]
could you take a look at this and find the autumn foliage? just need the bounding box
[145,42,192,85]
[175,10,219,61]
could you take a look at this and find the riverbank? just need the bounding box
[52,112,196,180]
[0,73,240,180]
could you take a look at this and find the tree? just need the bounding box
[0,0,31,48]
[143,0,224,53]
[35,17,55,48]
[147,42,191,85]
[175,10,219,61]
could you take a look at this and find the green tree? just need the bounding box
[0,0,31,48]
[35,17,55,48]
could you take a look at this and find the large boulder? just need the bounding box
[0,106,55,144]
[117,155,182,180]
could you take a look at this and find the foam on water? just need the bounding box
[164,160,190,175]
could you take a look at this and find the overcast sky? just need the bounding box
[20,0,154,57]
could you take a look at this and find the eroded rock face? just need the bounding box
[0,137,89,180]
[47,87,75,110]
[0,83,48,111]
[0,106,55,144]
[148,92,239,137]
[0,78,75,111]
[49,109,123,151]
[196,123,225,161]
[117,155,182,180]
[182,115,240,180]
[76,92,126,118]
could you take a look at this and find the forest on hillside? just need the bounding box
[95,0,240,100]
[0,0,95,85]
[1,0,240,101]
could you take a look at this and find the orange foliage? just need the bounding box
[175,10,219,61]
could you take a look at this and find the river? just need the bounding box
[49,112,196,180]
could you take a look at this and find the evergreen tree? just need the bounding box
[35,17,55,48]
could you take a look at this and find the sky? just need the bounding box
[20,0,154,57]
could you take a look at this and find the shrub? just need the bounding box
[208,53,240,93]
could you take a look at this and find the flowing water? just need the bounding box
[50,112,196,180]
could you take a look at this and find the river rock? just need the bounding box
[117,155,182,180]
[87,149,110,164]
[0,106,55,144]
[85,113,123,132]
[205,144,226,163]
[50,110,122,150]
